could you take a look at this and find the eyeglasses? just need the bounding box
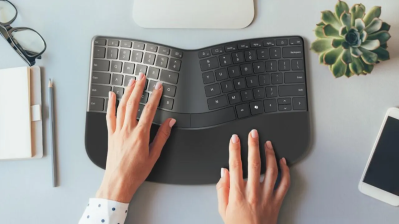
[0,0,46,66]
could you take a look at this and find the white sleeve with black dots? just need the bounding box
[79,198,129,224]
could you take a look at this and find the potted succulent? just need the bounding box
[311,0,391,78]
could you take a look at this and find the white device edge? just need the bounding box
[358,107,399,206]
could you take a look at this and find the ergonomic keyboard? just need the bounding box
[85,36,310,185]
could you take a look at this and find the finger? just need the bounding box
[262,141,279,199]
[116,78,136,129]
[149,118,176,163]
[106,91,116,135]
[137,82,163,133]
[124,78,142,129]
[247,129,261,201]
[126,72,147,128]
[228,134,244,200]
[274,158,290,203]
[216,168,230,220]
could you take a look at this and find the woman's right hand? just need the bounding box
[216,130,290,224]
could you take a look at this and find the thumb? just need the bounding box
[149,118,176,163]
[216,168,230,220]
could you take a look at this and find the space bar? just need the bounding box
[191,107,236,128]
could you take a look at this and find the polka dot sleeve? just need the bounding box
[78,198,129,224]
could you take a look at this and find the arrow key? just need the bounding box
[293,97,307,110]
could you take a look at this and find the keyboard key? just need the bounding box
[264,39,275,46]
[232,52,245,64]
[221,80,234,93]
[146,44,158,52]
[107,48,118,59]
[272,73,283,84]
[136,64,148,75]
[143,52,156,65]
[253,62,265,73]
[204,83,221,97]
[94,39,106,46]
[133,42,145,50]
[228,66,241,78]
[92,73,110,84]
[207,95,228,110]
[211,47,224,55]
[257,49,269,60]
[91,85,111,97]
[111,74,123,86]
[141,93,149,103]
[238,43,250,49]
[93,47,106,58]
[155,55,169,68]
[278,98,291,105]
[240,64,253,75]
[283,47,303,58]
[191,107,236,127]
[290,38,302,45]
[160,97,174,110]
[264,99,277,113]
[228,92,241,104]
[245,50,257,61]
[251,41,263,48]
[293,97,307,110]
[171,49,183,58]
[250,101,264,115]
[233,78,246,90]
[168,58,182,71]
[225,44,237,52]
[259,74,271,86]
[253,87,265,99]
[118,49,130,61]
[276,39,288,46]
[148,67,160,79]
[199,57,219,71]
[147,80,158,91]
[266,61,277,72]
[279,59,291,71]
[123,62,135,74]
[236,104,251,118]
[266,86,278,97]
[113,87,124,98]
[163,84,177,97]
[198,49,211,58]
[121,40,132,48]
[279,84,306,96]
[202,71,215,84]
[270,48,281,59]
[279,105,292,111]
[292,59,304,71]
[132,51,143,62]
[160,70,179,84]
[124,75,135,86]
[93,59,110,71]
[111,61,123,73]
[215,68,228,81]
[246,76,259,87]
[108,39,119,46]
[90,98,104,111]
[285,72,305,83]
[219,54,232,67]
[241,90,253,101]
[159,46,170,55]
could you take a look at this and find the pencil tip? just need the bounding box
[48,79,53,87]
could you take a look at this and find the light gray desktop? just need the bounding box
[0,0,399,223]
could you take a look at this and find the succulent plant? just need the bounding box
[311,1,391,78]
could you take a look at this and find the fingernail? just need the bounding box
[231,134,239,144]
[281,158,287,165]
[169,119,176,128]
[155,82,162,90]
[251,129,258,138]
[138,72,145,81]
[221,168,225,178]
[128,79,135,86]
[266,141,273,149]
[108,91,112,98]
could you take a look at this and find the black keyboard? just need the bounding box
[87,36,308,129]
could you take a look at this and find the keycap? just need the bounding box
[136,64,148,75]
[93,47,106,58]
[148,67,160,79]
[91,85,111,97]
[279,85,306,96]
[283,47,303,58]
[132,51,143,62]
[259,74,271,86]
[251,41,263,48]
[228,92,241,104]
[92,73,110,84]
[123,62,135,74]
[215,68,228,81]
[159,46,170,55]
[112,74,123,86]
[198,50,211,58]
[253,87,265,99]
[293,97,307,110]
[253,62,265,73]
[120,49,131,61]
[245,50,257,61]
[202,71,215,84]
[246,76,259,87]
[257,49,269,60]
[232,52,245,63]
[241,90,253,102]
[250,101,264,115]
[219,54,232,67]
[121,40,132,48]
[266,61,277,72]
[108,39,119,46]
[124,75,135,87]
[211,47,224,55]
[153,109,191,128]
[199,57,219,71]
[160,70,179,84]
[276,39,288,46]
[163,84,177,97]
[207,95,228,110]
[233,78,246,90]
[143,52,156,65]
[240,64,253,75]
[204,83,221,97]
[111,61,123,73]
[133,42,145,50]
[221,80,234,93]
[290,38,302,45]
[279,59,291,71]
[236,104,251,118]
[168,58,181,71]
[228,66,241,78]
[94,39,106,46]
[270,48,281,59]
[146,44,158,52]
[225,44,237,52]
[141,92,149,103]
[278,98,291,105]
[171,49,183,58]
[113,87,124,98]
[264,99,277,113]
[272,73,283,84]
[191,107,236,128]
[155,55,168,68]
[291,59,304,71]
[93,60,110,71]
[90,98,104,111]
[160,97,174,110]
[238,43,250,49]
[107,48,118,59]
[147,80,158,91]
[266,86,278,97]
[285,72,305,83]
[279,105,292,111]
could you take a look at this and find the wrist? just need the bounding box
[96,175,136,203]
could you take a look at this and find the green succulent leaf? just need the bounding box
[361,59,374,74]
[340,12,352,31]
[332,39,345,48]
[311,39,333,53]
[368,31,391,45]
[316,21,325,26]
[360,31,368,42]
[342,41,350,49]
[342,49,352,64]
[345,28,361,47]
[355,19,365,32]
[350,47,363,58]
[372,47,390,61]
[361,40,380,50]
[349,57,364,75]
[323,24,340,37]
[344,65,353,77]
[324,47,343,65]
[364,6,381,26]
[359,48,378,64]
[380,22,391,31]
[365,18,383,34]
[350,4,366,26]
[339,26,348,36]
[380,43,388,49]
[319,52,326,64]
[331,53,347,78]
[315,26,326,38]
[321,10,342,30]
[335,1,350,19]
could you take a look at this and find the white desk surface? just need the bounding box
[0,0,399,223]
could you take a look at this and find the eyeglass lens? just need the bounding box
[0,1,16,24]
[11,29,45,56]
